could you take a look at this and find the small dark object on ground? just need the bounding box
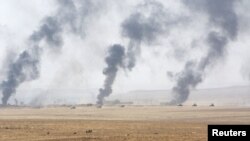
[209,103,215,107]
[47,132,50,135]
[73,132,77,134]
[120,105,125,108]
[86,129,92,133]
[86,103,93,107]
[192,103,197,107]
[70,106,76,109]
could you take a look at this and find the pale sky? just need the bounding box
[0,0,249,96]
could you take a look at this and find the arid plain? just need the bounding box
[0,106,250,141]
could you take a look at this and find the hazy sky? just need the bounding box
[0,0,250,96]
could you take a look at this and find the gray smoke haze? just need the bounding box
[97,44,125,106]
[30,17,63,48]
[30,0,97,47]
[0,0,97,105]
[96,1,180,104]
[122,0,176,71]
[170,61,202,104]
[170,0,238,104]
[1,49,40,105]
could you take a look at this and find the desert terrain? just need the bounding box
[0,106,249,141]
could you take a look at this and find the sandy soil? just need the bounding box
[0,106,249,141]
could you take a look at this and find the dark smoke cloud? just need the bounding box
[198,32,228,70]
[30,17,63,48]
[206,0,238,39]
[56,0,102,37]
[170,0,238,104]
[30,0,97,48]
[122,0,177,71]
[0,0,98,105]
[1,49,40,105]
[95,0,186,104]
[170,61,202,104]
[96,1,179,105]
[184,0,238,39]
[97,44,125,106]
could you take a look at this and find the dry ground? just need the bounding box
[0,106,249,141]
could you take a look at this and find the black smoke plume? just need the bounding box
[122,1,171,71]
[170,0,238,104]
[97,44,125,106]
[0,0,96,105]
[96,1,177,105]
[1,49,40,105]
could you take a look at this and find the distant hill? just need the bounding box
[109,86,250,106]
[5,86,250,106]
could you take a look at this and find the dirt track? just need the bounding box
[0,106,249,141]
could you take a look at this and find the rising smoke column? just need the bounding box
[1,49,40,105]
[96,1,172,105]
[121,1,170,71]
[169,0,238,104]
[97,44,125,106]
[96,1,182,105]
[0,0,97,105]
